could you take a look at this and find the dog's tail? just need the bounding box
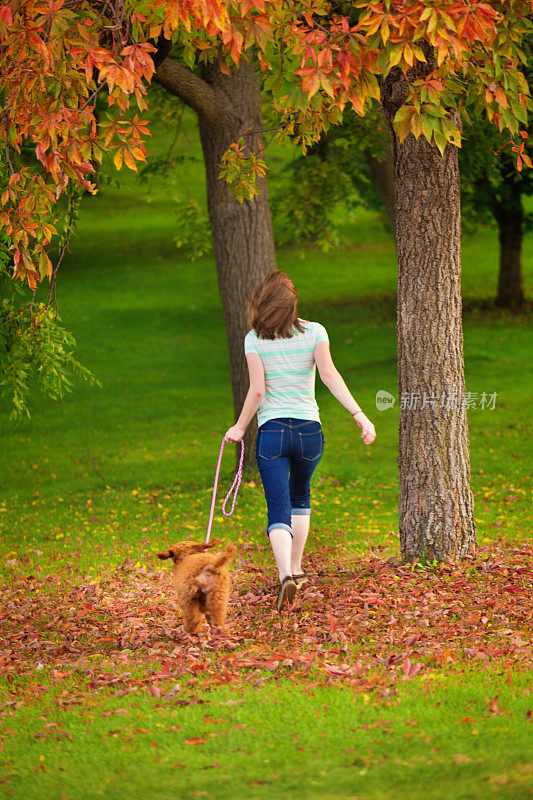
[195,544,237,590]
[211,542,237,569]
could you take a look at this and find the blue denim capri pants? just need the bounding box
[255,417,325,537]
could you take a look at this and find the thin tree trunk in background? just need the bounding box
[365,146,396,234]
[382,56,476,562]
[490,178,525,310]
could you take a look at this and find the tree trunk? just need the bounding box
[490,183,525,310]
[154,57,275,470]
[196,60,275,470]
[382,60,476,563]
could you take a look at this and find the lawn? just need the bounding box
[0,102,531,799]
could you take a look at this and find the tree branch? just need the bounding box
[153,57,227,125]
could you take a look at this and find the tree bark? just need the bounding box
[154,57,275,470]
[381,58,476,563]
[489,170,525,310]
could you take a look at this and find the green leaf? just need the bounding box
[433,129,448,156]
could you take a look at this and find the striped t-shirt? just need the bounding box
[244,319,329,427]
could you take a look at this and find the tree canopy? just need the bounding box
[1,0,531,291]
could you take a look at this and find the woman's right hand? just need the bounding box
[353,412,376,445]
[224,424,245,443]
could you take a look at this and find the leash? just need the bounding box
[205,437,244,544]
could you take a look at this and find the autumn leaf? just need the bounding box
[487,695,500,715]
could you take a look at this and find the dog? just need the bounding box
[157,540,236,635]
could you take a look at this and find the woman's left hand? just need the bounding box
[224,424,245,443]
[353,412,376,445]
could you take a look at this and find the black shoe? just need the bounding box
[276,576,297,612]
[293,572,309,589]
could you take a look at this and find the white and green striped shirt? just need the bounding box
[244,319,329,427]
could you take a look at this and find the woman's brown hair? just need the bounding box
[246,269,306,340]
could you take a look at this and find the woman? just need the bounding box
[224,270,376,611]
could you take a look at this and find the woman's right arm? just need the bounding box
[314,341,376,445]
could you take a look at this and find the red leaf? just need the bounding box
[402,659,422,679]
[488,695,500,715]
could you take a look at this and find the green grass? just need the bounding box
[2,670,531,800]
[0,103,532,799]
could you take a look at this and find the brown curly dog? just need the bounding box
[157,540,237,635]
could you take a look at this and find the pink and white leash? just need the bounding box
[205,437,245,544]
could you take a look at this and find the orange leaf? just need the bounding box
[381,18,390,45]
[123,149,137,171]
[302,71,320,99]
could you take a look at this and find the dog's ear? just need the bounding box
[157,541,215,563]
[158,543,192,563]
[205,539,220,549]
[189,541,217,553]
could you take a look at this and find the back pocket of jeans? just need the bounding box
[298,430,323,461]
[258,429,284,459]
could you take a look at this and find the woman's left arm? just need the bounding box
[224,353,265,442]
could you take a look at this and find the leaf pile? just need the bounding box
[1,543,531,706]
